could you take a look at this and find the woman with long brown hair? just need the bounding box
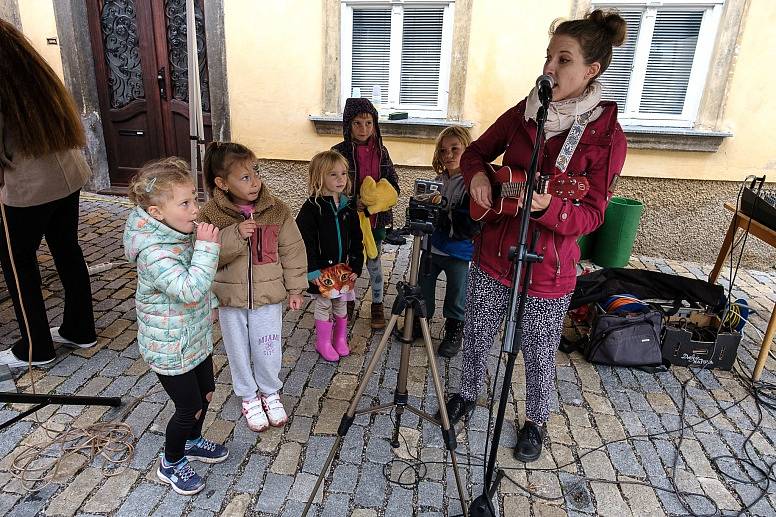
[0,19,97,367]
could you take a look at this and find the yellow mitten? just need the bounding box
[359,211,378,259]
[360,177,398,215]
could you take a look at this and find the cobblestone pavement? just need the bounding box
[1,193,775,516]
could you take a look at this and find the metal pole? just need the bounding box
[186,0,206,194]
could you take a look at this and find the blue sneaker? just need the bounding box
[157,456,205,495]
[185,437,229,464]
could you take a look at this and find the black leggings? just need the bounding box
[0,190,96,361]
[156,355,215,462]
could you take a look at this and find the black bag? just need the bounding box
[584,310,665,367]
[570,268,724,312]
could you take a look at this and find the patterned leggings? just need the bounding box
[459,265,572,424]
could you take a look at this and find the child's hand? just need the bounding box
[288,294,304,310]
[238,219,257,239]
[348,273,357,281]
[196,223,220,243]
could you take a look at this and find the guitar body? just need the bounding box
[470,166,590,223]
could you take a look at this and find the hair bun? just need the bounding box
[589,9,627,47]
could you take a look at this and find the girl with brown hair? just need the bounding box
[0,19,97,367]
[443,10,629,463]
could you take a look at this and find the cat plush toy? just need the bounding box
[317,263,355,299]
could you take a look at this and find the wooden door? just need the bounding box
[87,0,212,188]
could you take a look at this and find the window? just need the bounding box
[594,0,723,127]
[340,0,455,118]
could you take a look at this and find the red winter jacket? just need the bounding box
[461,99,627,298]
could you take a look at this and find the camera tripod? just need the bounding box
[303,230,469,516]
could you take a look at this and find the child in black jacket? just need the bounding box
[332,97,399,329]
[296,150,363,362]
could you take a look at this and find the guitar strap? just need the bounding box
[554,108,597,173]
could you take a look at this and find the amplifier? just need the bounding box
[740,179,776,233]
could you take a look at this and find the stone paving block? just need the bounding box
[619,475,664,516]
[234,453,269,494]
[580,448,616,481]
[115,482,166,517]
[199,439,243,477]
[590,482,631,517]
[45,467,101,516]
[286,415,313,444]
[11,484,59,517]
[559,472,595,514]
[698,476,739,511]
[328,463,359,493]
[82,468,140,513]
[607,442,646,477]
[287,471,323,504]
[354,461,387,508]
[271,441,302,475]
[220,493,251,517]
[130,431,165,470]
[319,492,351,517]
[124,401,162,437]
[254,472,293,514]
[417,480,444,510]
[0,493,20,516]
[192,473,231,512]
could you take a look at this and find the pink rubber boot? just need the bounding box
[314,319,339,362]
[332,316,350,357]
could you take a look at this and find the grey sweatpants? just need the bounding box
[219,304,283,400]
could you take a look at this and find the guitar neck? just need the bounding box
[500,178,549,198]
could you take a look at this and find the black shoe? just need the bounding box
[394,317,423,340]
[437,318,464,358]
[514,421,545,463]
[436,393,475,426]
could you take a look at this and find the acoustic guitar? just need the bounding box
[470,166,590,223]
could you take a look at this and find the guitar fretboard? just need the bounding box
[501,181,549,198]
[501,182,527,198]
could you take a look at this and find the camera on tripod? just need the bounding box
[406,179,446,234]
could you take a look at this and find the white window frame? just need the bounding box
[340,0,455,118]
[595,0,723,127]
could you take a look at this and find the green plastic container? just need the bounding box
[577,232,596,260]
[591,197,644,268]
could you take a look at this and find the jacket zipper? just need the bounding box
[332,199,343,263]
[246,215,254,310]
[552,230,561,280]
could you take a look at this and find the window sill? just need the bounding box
[309,114,474,140]
[622,125,733,152]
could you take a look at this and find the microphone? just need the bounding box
[536,74,554,103]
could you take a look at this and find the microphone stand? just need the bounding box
[469,87,551,517]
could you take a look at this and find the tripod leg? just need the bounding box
[390,329,412,448]
[418,317,469,514]
[302,314,402,516]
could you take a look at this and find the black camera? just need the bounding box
[406,179,446,234]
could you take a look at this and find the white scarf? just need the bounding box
[524,80,604,139]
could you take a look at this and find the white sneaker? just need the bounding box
[242,397,269,432]
[50,327,97,349]
[0,348,55,368]
[261,392,288,427]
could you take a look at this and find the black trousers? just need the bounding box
[0,190,96,362]
[156,355,215,463]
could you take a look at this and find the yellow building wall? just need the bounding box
[17,0,64,81]
[224,0,773,181]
